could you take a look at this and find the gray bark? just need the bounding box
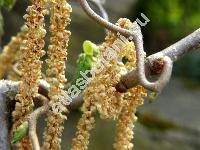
[0,81,18,150]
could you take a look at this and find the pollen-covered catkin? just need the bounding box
[42,0,72,149]
[0,26,27,79]
[113,87,146,150]
[113,18,147,150]
[71,89,96,150]
[12,0,48,149]
[93,18,140,120]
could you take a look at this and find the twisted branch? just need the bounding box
[89,0,108,22]
[118,28,200,91]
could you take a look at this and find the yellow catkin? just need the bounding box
[113,18,147,150]
[42,0,72,149]
[92,18,137,120]
[12,0,48,149]
[113,87,146,150]
[71,91,96,150]
[0,26,27,79]
[71,18,136,150]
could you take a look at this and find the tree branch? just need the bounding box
[78,0,200,93]
[0,80,18,150]
[118,28,200,91]
[28,105,49,150]
[78,0,135,37]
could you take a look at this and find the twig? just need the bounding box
[0,94,10,150]
[78,0,200,92]
[78,0,135,37]
[118,28,200,91]
[0,26,200,109]
[88,0,109,34]
[89,0,108,21]
[133,23,174,92]
[1,28,199,110]
[28,105,49,150]
[0,28,199,149]
[65,28,200,107]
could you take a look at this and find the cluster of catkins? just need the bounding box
[0,0,147,149]
[72,18,147,150]
[0,0,72,149]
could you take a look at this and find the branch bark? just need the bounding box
[0,80,18,150]
[0,90,10,150]
[28,105,49,150]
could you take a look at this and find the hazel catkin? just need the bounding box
[12,0,48,149]
[42,0,72,149]
[113,87,147,150]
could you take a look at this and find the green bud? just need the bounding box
[12,121,29,144]
[83,40,99,56]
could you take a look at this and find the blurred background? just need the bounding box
[0,0,200,149]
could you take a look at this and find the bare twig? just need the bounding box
[78,0,135,37]
[0,95,10,150]
[88,0,109,34]
[28,105,49,150]
[133,23,174,92]
[89,0,108,21]
[0,27,199,110]
[65,28,200,108]
[0,27,199,148]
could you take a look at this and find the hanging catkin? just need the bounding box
[0,26,27,79]
[113,18,147,150]
[71,90,96,150]
[12,0,48,149]
[42,0,72,149]
[113,87,146,150]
